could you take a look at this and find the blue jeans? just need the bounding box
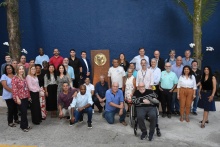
[192,88,199,112]
[103,108,126,124]
[171,92,180,112]
[74,107,92,123]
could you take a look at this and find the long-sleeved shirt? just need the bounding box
[130,55,149,71]
[171,64,184,78]
[150,67,161,85]
[58,87,78,109]
[12,76,30,102]
[177,75,197,90]
[26,75,41,92]
[136,69,154,89]
[70,91,93,110]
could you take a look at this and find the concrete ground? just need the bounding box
[0,105,220,147]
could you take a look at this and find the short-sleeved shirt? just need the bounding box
[192,69,202,84]
[95,81,109,98]
[105,89,124,112]
[67,66,75,79]
[35,54,49,66]
[160,71,178,89]
[68,57,82,78]
[0,74,13,99]
[84,83,95,94]
[58,87,77,109]
[108,66,125,88]
[49,56,64,69]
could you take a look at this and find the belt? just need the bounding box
[201,90,212,93]
[181,87,193,89]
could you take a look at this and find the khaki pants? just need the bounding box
[62,106,71,118]
[179,88,194,115]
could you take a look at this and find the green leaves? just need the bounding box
[0,0,7,7]
[173,0,193,23]
[201,0,220,25]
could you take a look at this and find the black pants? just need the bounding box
[30,91,42,124]
[92,96,105,110]
[18,98,29,129]
[136,107,157,135]
[73,74,80,88]
[161,89,172,114]
[5,99,18,124]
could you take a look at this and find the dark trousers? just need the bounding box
[136,107,157,135]
[18,98,29,129]
[30,91,42,124]
[161,89,172,114]
[73,107,93,123]
[92,96,105,110]
[73,75,80,88]
[5,99,18,124]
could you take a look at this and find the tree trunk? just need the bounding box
[6,0,20,61]
[193,0,202,69]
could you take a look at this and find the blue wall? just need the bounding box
[0,0,220,71]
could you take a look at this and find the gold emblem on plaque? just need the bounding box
[94,53,107,66]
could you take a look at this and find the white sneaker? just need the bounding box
[92,109,94,113]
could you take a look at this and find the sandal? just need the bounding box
[201,123,205,128]
[14,120,20,124]
[185,116,190,122]
[199,120,209,124]
[22,129,29,132]
[180,116,184,122]
[8,123,16,127]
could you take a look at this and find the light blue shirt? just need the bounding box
[105,89,124,112]
[0,74,13,99]
[160,71,178,89]
[182,57,194,66]
[171,64,184,78]
[35,54,49,66]
[70,91,93,110]
[67,66,75,79]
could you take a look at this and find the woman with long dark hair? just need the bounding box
[1,64,19,127]
[198,66,216,128]
[57,64,72,95]
[12,65,31,132]
[118,53,129,72]
[44,64,58,117]
[177,65,196,122]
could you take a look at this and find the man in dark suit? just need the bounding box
[152,50,165,71]
[79,51,91,85]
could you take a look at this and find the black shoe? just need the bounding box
[69,121,74,126]
[156,128,161,137]
[148,135,153,141]
[66,116,70,119]
[98,109,103,113]
[14,120,20,124]
[171,111,176,115]
[88,123,92,128]
[140,131,147,140]
[192,112,198,115]
[162,113,166,118]
[175,111,180,116]
[167,114,171,119]
[79,116,83,123]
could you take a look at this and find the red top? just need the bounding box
[49,56,64,69]
[12,76,30,102]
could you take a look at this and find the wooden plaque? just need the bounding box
[91,50,110,85]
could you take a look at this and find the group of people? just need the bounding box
[0,47,217,141]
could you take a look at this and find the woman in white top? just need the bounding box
[177,66,196,122]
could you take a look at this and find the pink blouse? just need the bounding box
[26,75,41,92]
[12,76,30,102]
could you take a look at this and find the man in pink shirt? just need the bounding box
[49,48,63,70]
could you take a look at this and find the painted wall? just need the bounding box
[0,0,220,72]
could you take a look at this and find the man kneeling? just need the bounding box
[58,82,78,120]
[70,85,93,128]
[103,82,127,126]
[132,82,159,141]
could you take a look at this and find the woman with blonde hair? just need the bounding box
[12,65,31,132]
[26,66,42,125]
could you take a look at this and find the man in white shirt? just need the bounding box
[108,59,126,90]
[130,47,149,71]
[136,59,154,90]
[35,48,49,66]
[84,77,95,113]
[70,85,93,128]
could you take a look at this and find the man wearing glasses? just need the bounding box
[159,62,178,118]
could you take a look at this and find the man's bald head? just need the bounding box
[112,82,119,93]
[79,85,86,95]
[176,56,182,66]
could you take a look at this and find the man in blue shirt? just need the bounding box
[103,82,127,126]
[93,75,109,113]
[182,50,194,66]
[35,48,49,66]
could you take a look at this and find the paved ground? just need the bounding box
[0,106,219,147]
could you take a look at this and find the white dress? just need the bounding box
[125,75,135,102]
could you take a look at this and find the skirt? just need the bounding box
[198,91,216,111]
[46,84,58,111]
